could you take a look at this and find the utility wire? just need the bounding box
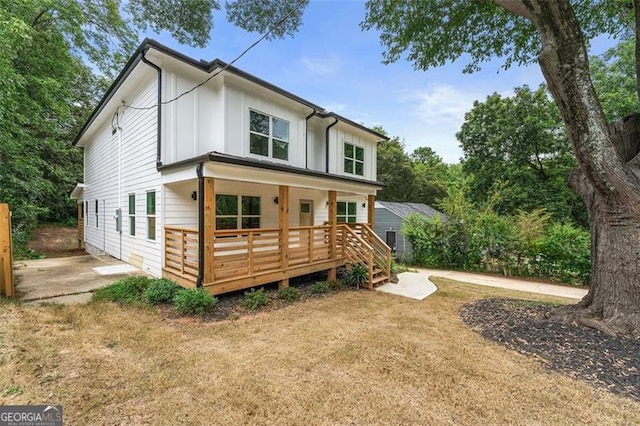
[122,0,306,112]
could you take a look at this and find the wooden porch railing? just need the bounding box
[338,224,376,287]
[353,223,392,280]
[338,223,392,288]
[211,225,334,283]
[164,226,199,284]
[164,222,390,290]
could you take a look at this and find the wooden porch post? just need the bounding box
[279,185,290,289]
[328,190,337,281]
[0,203,14,297]
[204,177,215,284]
[367,194,375,228]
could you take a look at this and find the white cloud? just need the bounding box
[299,53,341,76]
[400,85,483,127]
[321,102,347,113]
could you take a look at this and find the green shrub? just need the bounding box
[143,279,182,305]
[241,288,270,310]
[93,276,154,303]
[309,281,330,294]
[172,288,217,315]
[533,223,591,285]
[342,264,368,289]
[327,279,344,290]
[277,286,300,302]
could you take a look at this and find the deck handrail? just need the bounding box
[164,227,199,284]
[357,223,392,279]
[338,224,378,289]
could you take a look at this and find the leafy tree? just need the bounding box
[0,0,220,255]
[457,85,586,226]
[591,37,640,121]
[360,0,640,334]
[410,147,449,205]
[376,136,418,202]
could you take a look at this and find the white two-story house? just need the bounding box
[71,39,391,295]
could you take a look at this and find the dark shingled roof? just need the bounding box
[376,201,445,220]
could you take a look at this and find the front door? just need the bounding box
[299,200,314,226]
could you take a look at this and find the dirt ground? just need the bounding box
[0,279,638,424]
[28,225,86,258]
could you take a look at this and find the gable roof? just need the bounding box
[73,38,389,146]
[375,201,444,220]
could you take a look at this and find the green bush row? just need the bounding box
[403,206,590,285]
[93,276,217,315]
[94,275,357,317]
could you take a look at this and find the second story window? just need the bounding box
[344,142,364,176]
[249,110,289,161]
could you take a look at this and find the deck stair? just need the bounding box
[339,223,391,288]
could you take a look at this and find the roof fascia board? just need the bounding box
[157,152,384,189]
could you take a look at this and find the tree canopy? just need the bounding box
[458,85,586,226]
[361,0,640,335]
[0,0,222,255]
[375,132,451,207]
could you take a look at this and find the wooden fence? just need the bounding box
[0,203,14,297]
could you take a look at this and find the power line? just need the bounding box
[122,0,307,112]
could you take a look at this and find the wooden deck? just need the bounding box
[163,223,391,295]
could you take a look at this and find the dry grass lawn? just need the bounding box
[1,278,639,425]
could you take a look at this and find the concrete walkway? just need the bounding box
[376,271,438,300]
[376,269,588,301]
[14,255,145,304]
[421,269,588,299]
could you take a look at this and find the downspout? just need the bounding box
[304,110,315,169]
[141,51,162,168]
[325,118,339,173]
[118,123,123,260]
[196,162,205,288]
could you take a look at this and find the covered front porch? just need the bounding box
[160,160,390,295]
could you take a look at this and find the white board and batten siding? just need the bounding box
[224,84,306,168]
[164,180,198,229]
[327,124,378,182]
[306,122,326,173]
[83,76,164,277]
[161,69,225,164]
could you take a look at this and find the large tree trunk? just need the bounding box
[496,0,640,336]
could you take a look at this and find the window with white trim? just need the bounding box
[85,201,88,227]
[215,194,261,230]
[344,142,364,176]
[146,191,156,240]
[128,194,136,236]
[249,109,290,161]
[337,201,357,223]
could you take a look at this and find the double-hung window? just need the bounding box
[337,201,357,223]
[215,194,261,230]
[146,191,156,240]
[95,200,99,228]
[249,110,290,161]
[128,194,136,236]
[344,142,364,176]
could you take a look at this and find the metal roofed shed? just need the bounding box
[374,201,445,261]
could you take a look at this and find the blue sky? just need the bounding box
[150,1,615,164]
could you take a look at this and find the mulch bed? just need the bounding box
[460,298,640,402]
[160,272,357,322]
